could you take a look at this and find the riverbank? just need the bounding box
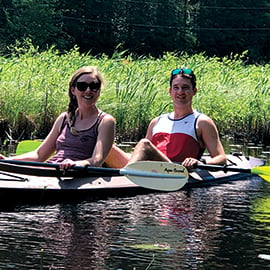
[0,44,269,144]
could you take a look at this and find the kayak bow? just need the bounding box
[196,164,270,182]
[0,160,189,191]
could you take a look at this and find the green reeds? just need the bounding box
[0,44,269,144]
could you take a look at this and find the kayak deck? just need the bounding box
[190,154,264,183]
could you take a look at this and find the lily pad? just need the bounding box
[130,243,171,251]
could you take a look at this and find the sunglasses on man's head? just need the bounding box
[76,81,100,92]
[171,68,194,76]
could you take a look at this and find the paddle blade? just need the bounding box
[259,175,270,182]
[122,161,189,191]
[251,166,270,182]
[16,140,42,155]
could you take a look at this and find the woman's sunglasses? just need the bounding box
[76,81,101,92]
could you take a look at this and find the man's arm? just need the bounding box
[197,115,226,165]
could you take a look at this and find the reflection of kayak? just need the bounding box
[0,153,264,206]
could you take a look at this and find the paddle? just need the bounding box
[196,163,270,182]
[0,160,189,191]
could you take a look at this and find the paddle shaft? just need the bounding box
[0,159,187,178]
[196,164,251,174]
[0,159,122,177]
[0,159,258,174]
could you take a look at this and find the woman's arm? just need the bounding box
[86,114,115,166]
[7,113,66,162]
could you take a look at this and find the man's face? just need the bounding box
[169,75,197,105]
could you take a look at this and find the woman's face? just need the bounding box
[72,73,101,106]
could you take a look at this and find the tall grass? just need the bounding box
[0,43,269,144]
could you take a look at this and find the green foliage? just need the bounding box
[1,0,69,53]
[198,0,270,62]
[0,1,269,62]
[0,45,269,144]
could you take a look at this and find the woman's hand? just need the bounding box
[59,159,77,170]
[59,159,90,170]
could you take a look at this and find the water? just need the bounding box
[1,140,270,269]
[0,175,269,270]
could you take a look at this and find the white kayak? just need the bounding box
[0,153,265,206]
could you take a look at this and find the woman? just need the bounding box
[0,66,115,170]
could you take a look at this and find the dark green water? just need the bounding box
[0,176,269,270]
[0,141,269,269]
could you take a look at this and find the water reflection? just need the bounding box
[0,140,269,269]
[0,175,269,269]
[252,196,270,231]
[223,140,270,165]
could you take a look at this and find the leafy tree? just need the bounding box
[124,0,188,56]
[197,0,270,62]
[57,0,117,55]
[57,0,195,57]
[0,0,269,62]
[0,0,69,54]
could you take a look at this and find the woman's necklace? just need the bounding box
[70,126,80,136]
[70,109,99,136]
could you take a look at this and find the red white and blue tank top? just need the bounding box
[151,111,205,162]
[47,112,105,163]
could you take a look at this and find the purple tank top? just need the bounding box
[47,112,105,163]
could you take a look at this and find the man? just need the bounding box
[106,68,226,170]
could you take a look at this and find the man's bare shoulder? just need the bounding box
[197,113,217,129]
[198,113,214,122]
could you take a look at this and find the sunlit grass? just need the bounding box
[0,43,269,144]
